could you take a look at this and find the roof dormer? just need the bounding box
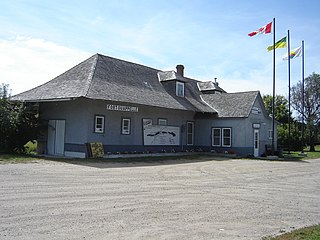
[197,79,226,94]
[158,65,186,97]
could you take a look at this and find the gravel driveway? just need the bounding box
[1,157,319,240]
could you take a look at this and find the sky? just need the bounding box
[1,0,319,96]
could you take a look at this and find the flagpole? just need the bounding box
[287,30,291,154]
[271,17,276,153]
[301,40,305,154]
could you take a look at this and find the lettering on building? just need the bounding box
[106,104,139,112]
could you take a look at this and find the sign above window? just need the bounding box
[251,107,261,114]
[106,104,138,112]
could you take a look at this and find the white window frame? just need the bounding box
[121,118,131,135]
[212,128,221,146]
[222,128,232,147]
[186,121,194,145]
[176,81,185,97]
[158,118,167,126]
[268,129,273,140]
[94,115,105,133]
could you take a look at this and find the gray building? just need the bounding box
[12,54,276,158]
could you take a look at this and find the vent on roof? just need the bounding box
[144,81,153,90]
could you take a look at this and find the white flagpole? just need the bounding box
[301,40,305,154]
[287,30,291,154]
[271,17,276,153]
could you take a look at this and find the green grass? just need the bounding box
[283,145,320,160]
[263,225,320,240]
[0,145,319,164]
[0,153,43,164]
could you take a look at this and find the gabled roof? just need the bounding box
[12,54,215,113]
[201,91,260,118]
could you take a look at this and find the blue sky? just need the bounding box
[1,0,319,95]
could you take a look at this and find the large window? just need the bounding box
[212,127,232,147]
[121,118,131,135]
[212,128,221,146]
[176,81,185,97]
[94,115,105,133]
[186,122,194,145]
[222,128,231,147]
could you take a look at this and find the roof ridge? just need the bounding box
[84,53,99,97]
[96,53,161,72]
[226,90,259,94]
[199,95,218,112]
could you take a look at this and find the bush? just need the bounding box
[0,84,39,153]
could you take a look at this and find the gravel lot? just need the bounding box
[0,157,319,240]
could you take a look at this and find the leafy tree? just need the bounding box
[0,84,39,153]
[291,72,320,151]
[262,94,301,150]
[262,94,290,123]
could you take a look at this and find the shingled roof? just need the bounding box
[201,91,261,118]
[12,54,215,113]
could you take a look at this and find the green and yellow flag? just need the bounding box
[267,36,287,51]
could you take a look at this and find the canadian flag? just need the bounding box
[248,22,272,37]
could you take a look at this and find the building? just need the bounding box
[12,53,276,158]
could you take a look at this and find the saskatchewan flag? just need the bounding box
[267,36,287,51]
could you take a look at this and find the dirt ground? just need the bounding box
[0,157,319,240]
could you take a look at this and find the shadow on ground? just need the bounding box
[44,154,234,169]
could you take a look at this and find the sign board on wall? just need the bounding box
[143,125,180,145]
[106,104,138,112]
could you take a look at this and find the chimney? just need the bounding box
[176,64,184,77]
[214,77,219,86]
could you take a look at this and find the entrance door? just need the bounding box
[47,120,65,156]
[253,129,259,157]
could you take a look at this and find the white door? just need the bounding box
[47,120,65,156]
[253,129,259,157]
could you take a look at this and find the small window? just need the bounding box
[268,129,273,139]
[158,118,167,126]
[122,118,131,135]
[176,81,185,97]
[222,128,231,147]
[187,122,194,145]
[94,115,105,133]
[212,128,221,146]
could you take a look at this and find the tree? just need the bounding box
[291,72,320,151]
[262,94,290,123]
[0,84,39,153]
[262,94,302,151]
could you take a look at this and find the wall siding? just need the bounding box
[39,97,276,157]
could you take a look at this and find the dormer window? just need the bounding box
[176,81,185,97]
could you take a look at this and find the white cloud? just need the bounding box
[0,36,91,94]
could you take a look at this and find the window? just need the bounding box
[268,129,273,139]
[158,118,167,126]
[176,81,185,97]
[122,118,131,135]
[212,128,232,147]
[212,128,221,146]
[186,122,194,145]
[94,115,105,133]
[222,128,231,147]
